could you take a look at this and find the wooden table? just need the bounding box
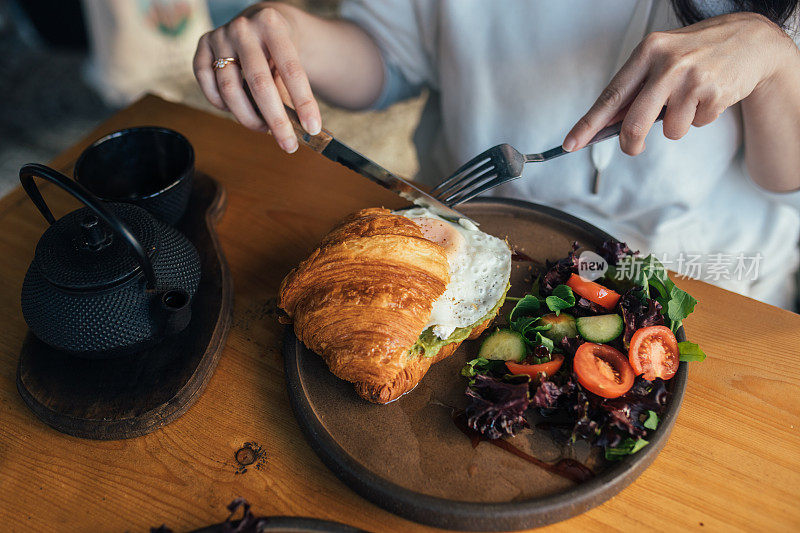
[1,95,798,532]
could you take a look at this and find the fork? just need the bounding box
[431,109,666,206]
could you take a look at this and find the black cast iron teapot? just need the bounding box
[19,163,201,357]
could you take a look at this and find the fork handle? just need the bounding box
[524,107,666,162]
[584,106,667,148]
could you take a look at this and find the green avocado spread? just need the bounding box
[408,283,510,359]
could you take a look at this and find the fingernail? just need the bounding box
[563,136,577,152]
[302,116,321,136]
[280,138,298,153]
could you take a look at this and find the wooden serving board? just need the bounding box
[16,173,233,440]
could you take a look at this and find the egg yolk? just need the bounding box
[413,218,464,259]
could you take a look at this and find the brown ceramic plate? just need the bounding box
[283,198,687,531]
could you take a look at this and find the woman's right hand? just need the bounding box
[193,3,321,153]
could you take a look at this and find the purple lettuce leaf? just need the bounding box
[152,498,279,533]
[541,241,580,294]
[597,378,669,439]
[573,296,611,316]
[560,336,585,358]
[619,287,665,344]
[531,372,669,449]
[221,498,272,533]
[531,373,582,410]
[598,241,637,266]
[466,375,531,439]
[531,380,565,409]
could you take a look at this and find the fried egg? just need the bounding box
[398,207,512,339]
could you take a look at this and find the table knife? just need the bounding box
[280,106,470,222]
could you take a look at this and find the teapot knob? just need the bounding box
[79,215,112,250]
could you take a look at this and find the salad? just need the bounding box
[461,241,706,460]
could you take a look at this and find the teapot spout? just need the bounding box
[156,288,192,336]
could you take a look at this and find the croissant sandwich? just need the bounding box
[279,207,512,404]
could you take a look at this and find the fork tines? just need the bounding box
[430,147,501,206]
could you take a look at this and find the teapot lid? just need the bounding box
[33,203,159,291]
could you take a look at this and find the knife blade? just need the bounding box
[281,105,471,222]
[320,138,470,221]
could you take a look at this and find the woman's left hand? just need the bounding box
[563,12,798,156]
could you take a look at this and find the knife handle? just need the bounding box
[243,85,334,153]
[282,105,333,153]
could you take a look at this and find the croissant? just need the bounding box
[279,208,497,403]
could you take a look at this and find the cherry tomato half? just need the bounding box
[506,354,565,379]
[573,343,635,398]
[629,326,679,381]
[566,273,621,310]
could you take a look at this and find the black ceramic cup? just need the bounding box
[74,127,194,225]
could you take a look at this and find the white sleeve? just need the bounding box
[339,0,436,108]
[758,187,800,211]
[788,10,800,46]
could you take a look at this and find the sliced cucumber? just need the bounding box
[539,313,578,342]
[576,314,623,343]
[478,329,527,361]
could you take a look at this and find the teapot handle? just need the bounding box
[19,163,158,290]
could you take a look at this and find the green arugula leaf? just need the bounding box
[552,284,575,302]
[666,285,697,332]
[510,317,556,353]
[521,322,552,333]
[509,294,544,322]
[642,255,671,298]
[635,267,650,298]
[510,316,539,333]
[602,264,636,294]
[643,410,659,430]
[605,437,649,460]
[630,438,649,454]
[461,357,489,378]
[529,331,555,353]
[616,255,698,334]
[545,284,576,315]
[460,357,507,381]
[678,341,707,362]
[531,275,542,297]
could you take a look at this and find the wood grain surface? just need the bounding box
[0,95,798,532]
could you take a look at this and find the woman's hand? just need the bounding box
[563,13,799,158]
[193,3,321,153]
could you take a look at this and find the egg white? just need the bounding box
[398,207,512,339]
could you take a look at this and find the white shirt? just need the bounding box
[341,0,800,308]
